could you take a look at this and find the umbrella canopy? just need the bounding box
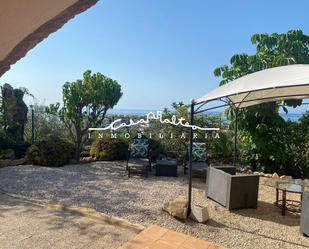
[196,64,309,108]
[0,0,98,77]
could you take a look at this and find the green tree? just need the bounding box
[146,102,225,162]
[24,104,69,143]
[47,70,122,161]
[214,30,309,171]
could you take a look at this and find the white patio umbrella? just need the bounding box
[196,64,309,108]
[187,64,309,214]
[0,0,98,76]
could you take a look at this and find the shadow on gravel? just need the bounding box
[0,194,128,242]
[232,200,300,227]
[206,217,307,249]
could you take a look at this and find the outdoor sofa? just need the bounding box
[206,166,259,210]
[126,135,151,178]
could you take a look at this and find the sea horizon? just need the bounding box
[107,108,306,121]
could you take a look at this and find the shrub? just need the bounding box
[238,112,309,177]
[149,139,163,161]
[26,136,74,166]
[209,131,233,163]
[0,131,29,159]
[90,138,129,161]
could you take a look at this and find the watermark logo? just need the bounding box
[89,111,220,132]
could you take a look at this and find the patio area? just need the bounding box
[0,161,308,249]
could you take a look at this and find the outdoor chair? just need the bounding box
[206,166,259,210]
[184,142,208,179]
[126,135,151,178]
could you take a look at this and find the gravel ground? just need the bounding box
[0,161,308,249]
[0,193,137,249]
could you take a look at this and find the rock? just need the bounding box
[163,195,188,220]
[80,157,93,162]
[285,176,293,181]
[246,170,253,174]
[189,204,209,223]
[236,167,244,173]
[0,158,26,167]
[264,173,272,178]
[2,84,28,144]
[272,173,279,179]
[280,175,286,180]
[253,171,264,176]
[15,158,26,165]
[244,165,253,173]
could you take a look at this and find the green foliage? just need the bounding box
[0,135,29,159]
[140,102,226,163]
[214,30,309,175]
[210,131,233,163]
[157,102,191,153]
[90,138,128,161]
[24,104,69,143]
[26,136,74,166]
[214,30,309,86]
[238,112,309,177]
[47,70,123,161]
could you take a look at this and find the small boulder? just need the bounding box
[189,204,209,223]
[246,169,253,174]
[280,175,286,180]
[244,165,253,173]
[163,196,188,220]
[254,172,264,176]
[272,173,279,179]
[80,157,93,163]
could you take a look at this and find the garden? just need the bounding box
[0,30,308,178]
[0,30,309,249]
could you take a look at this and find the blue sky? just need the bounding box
[1,0,309,112]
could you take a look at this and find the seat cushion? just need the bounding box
[192,162,208,171]
[192,143,207,162]
[128,158,149,167]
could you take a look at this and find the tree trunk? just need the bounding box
[75,131,82,162]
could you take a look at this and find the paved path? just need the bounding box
[119,225,226,249]
[0,194,137,249]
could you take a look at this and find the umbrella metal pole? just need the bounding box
[188,101,194,215]
[233,108,238,166]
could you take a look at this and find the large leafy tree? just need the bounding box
[214,30,309,171]
[48,70,122,161]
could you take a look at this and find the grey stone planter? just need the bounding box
[206,166,259,210]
